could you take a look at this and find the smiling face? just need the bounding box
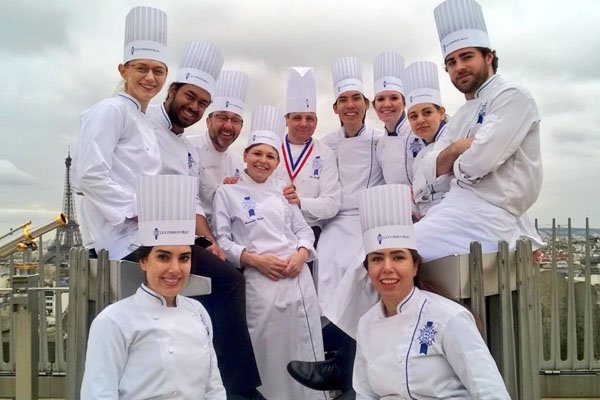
[118,59,168,110]
[444,47,493,99]
[139,245,191,306]
[407,103,446,143]
[286,112,318,144]
[206,111,244,152]
[333,90,369,130]
[373,90,405,129]
[367,248,417,316]
[165,83,212,134]
[243,143,280,183]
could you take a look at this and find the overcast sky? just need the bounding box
[0,0,599,240]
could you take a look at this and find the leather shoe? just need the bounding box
[287,359,343,391]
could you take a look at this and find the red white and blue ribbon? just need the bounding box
[282,135,314,183]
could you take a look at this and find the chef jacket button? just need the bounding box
[153,316,159,320]
[171,391,177,396]
[201,185,206,190]
[168,348,174,354]
[422,195,429,200]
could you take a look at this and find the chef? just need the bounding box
[414,0,543,262]
[372,51,426,185]
[289,56,383,396]
[81,175,225,399]
[146,47,265,399]
[73,6,167,260]
[276,66,341,253]
[187,69,248,227]
[353,184,510,399]
[405,60,451,217]
[212,106,326,400]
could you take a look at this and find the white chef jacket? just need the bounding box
[212,172,326,400]
[275,135,342,229]
[81,285,225,400]
[376,114,426,185]
[316,126,383,312]
[146,103,206,216]
[320,126,384,214]
[354,287,510,400]
[187,132,244,226]
[419,74,542,218]
[415,75,542,261]
[412,123,451,217]
[72,93,162,259]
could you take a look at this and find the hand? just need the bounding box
[283,248,309,278]
[283,184,301,207]
[222,176,239,185]
[206,243,226,261]
[242,252,287,281]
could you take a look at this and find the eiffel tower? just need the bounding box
[45,149,82,265]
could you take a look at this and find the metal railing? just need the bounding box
[1,220,599,398]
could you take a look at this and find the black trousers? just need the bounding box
[322,321,356,391]
[189,245,262,396]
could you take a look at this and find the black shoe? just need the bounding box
[287,359,344,391]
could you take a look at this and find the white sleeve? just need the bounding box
[300,148,342,224]
[74,103,136,226]
[212,187,245,268]
[199,307,227,399]
[442,310,511,399]
[453,88,540,184]
[290,204,316,261]
[80,314,127,400]
[352,325,379,400]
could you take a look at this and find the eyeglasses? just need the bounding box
[128,63,168,77]
[212,114,243,126]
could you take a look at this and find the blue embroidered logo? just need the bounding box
[241,195,257,218]
[234,168,241,179]
[225,100,230,108]
[153,228,160,240]
[186,72,190,80]
[187,152,194,171]
[377,233,383,245]
[409,95,413,103]
[131,46,135,55]
[311,156,323,178]
[383,80,387,88]
[418,321,437,354]
[306,98,310,109]
[476,102,487,124]
[410,138,424,158]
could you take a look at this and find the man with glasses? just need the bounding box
[149,63,265,399]
[188,70,248,228]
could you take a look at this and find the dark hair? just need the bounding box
[244,143,280,161]
[477,47,499,73]
[165,82,185,101]
[130,246,153,263]
[363,248,452,299]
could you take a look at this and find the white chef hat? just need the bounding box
[174,41,224,98]
[373,51,405,97]
[246,105,284,152]
[434,0,491,59]
[331,56,365,99]
[123,6,168,65]
[358,184,416,254]
[405,61,442,111]
[210,70,249,116]
[136,175,197,246]
[286,67,317,114]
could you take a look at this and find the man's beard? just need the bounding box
[167,102,198,129]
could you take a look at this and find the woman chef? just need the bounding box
[405,61,451,218]
[81,175,225,399]
[372,51,427,185]
[353,184,510,399]
[212,106,327,400]
[73,6,168,260]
